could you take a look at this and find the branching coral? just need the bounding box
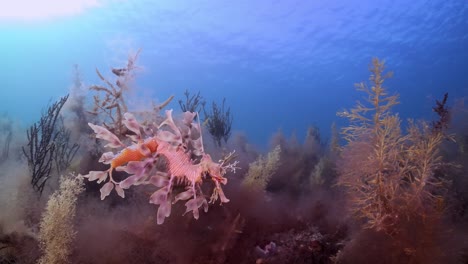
[82,110,239,224]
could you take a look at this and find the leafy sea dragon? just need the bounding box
[82,110,238,224]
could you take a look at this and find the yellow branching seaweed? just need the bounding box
[38,174,84,264]
[242,145,281,192]
[337,58,449,232]
[338,58,397,133]
[404,120,447,216]
[338,58,404,231]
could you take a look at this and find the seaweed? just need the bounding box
[203,98,233,147]
[179,89,205,113]
[337,58,452,233]
[88,49,174,139]
[22,95,69,195]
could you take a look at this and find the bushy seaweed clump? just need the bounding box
[335,58,459,263]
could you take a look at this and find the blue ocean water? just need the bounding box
[1,0,467,148]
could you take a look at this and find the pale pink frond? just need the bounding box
[115,184,125,198]
[184,198,200,219]
[121,160,147,176]
[149,186,169,205]
[196,196,209,212]
[100,182,114,200]
[85,170,108,183]
[149,175,169,187]
[184,196,207,219]
[123,112,141,138]
[119,175,139,189]
[157,200,172,225]
[182,111,196,126]
[161,200,172,217]
[193,209,199,219]
[158,109,181,136]
[214,182,230,203]
[88,123,124,148]
[99,152,115,164]
[191,122,201,132]
[174,188,195,203]
[157,130,181,143]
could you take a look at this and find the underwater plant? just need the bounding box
[22,95,75,195]
[53,117,80,176]
[266,126,328,195]
[88,49,174,140]
[82,110,238,224]
[178,89,205,113]
[38,174,84,264]
[203,98,233,147]
[242,145,281,192]
[337,58,402,231]
[402,92,453,217]
[337,58,451,232]
[87,51,139,138]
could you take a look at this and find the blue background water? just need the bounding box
[1,0,467,148]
